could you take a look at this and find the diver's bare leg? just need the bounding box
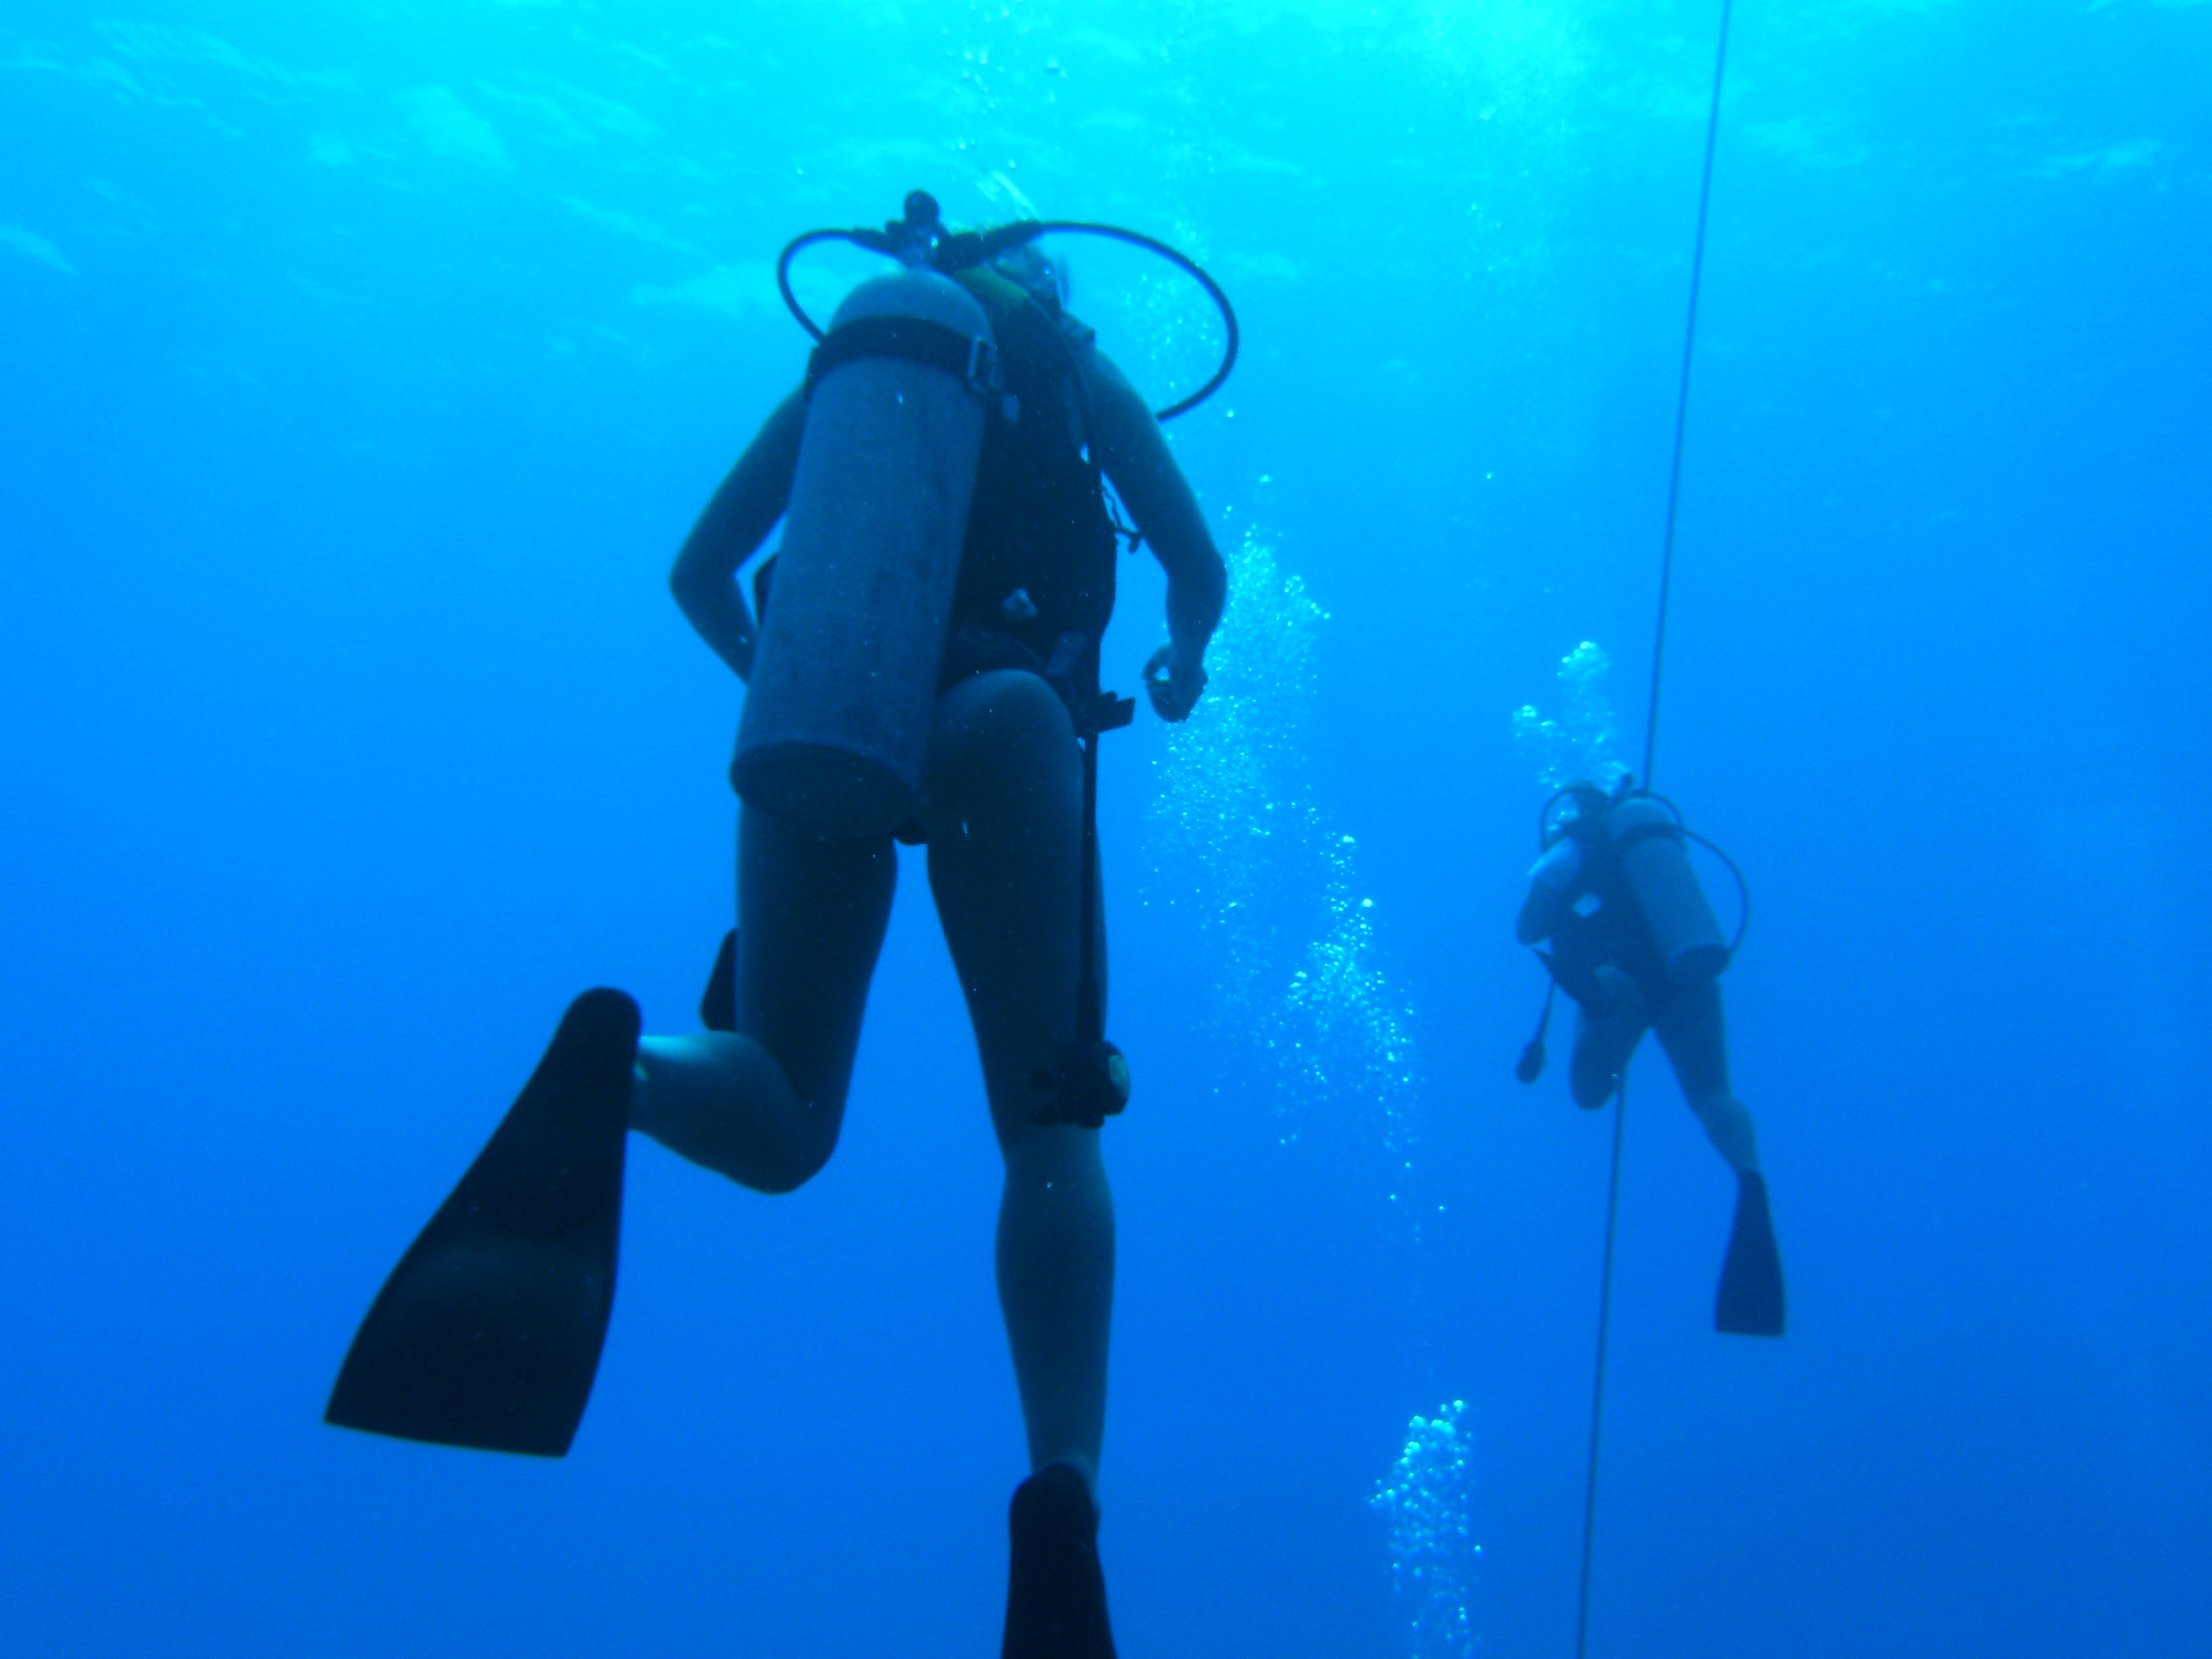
[922,671,1113,1492]
[1652,977,1760,1174]
[629,804,895,1194]
[1569,966,1650,1109]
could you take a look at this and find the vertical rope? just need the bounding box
[1642,0,1737,790]
[1573,1078,1631,1659]
[1581,7,1736,1656]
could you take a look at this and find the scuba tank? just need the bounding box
[737,190,1239,840]
[1517,781,1747,1082]
[729,268,999,838]
[1605,793,1730,986]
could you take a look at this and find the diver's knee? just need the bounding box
[1692,1092,1759,1172]
[1569,1069,1617,1111]
[744,1130,837,1195]
[1568,1010,1636,1110]
[631,1101,839,1195]
[1694,1089,1753,1129]
[630,1032,841,1194]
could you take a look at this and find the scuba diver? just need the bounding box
[325,193,1233,1659]
[1516,776,1786,1337]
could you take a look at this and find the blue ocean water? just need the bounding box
[3,2,2206,1654]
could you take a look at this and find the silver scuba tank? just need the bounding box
[1606,794,1730,985]
[730,269,995,838]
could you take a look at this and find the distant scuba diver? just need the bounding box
[1515,776,1786,1337]
[326,192,1234,1659]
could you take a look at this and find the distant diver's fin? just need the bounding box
[325,988,639,1456]
[1003,1461,1117,1659]
[1714,1169,1787,1338]
[700,930,738,1033]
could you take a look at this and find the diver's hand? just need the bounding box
[1143,644,1207,721]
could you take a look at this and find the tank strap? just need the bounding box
[805,314,1017,420]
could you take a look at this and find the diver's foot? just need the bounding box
[1714,1169,1787,1338]
[325,988,640,1456]
[1002,1461,1117,1659]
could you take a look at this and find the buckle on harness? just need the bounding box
[804,315,1018,421]
[965,334,1000,392]
[967,336,1018,423]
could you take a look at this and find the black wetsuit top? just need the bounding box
[946,270,1121,672]
[1538,820,1674,1012]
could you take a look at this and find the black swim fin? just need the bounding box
[325,988,639,1456]
[700,929,737,1033]
[1003,1462,1117,1659]
[1714,1169,1787,1338]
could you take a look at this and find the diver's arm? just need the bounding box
[1516,838,1583,945]
[1517,885,1564,947]
[1080,347,1226,720]
[668,388,807,682]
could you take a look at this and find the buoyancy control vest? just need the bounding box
[1543,796,1730,1008]
[946,268,1122,670]
[1544,820,1666,1009]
